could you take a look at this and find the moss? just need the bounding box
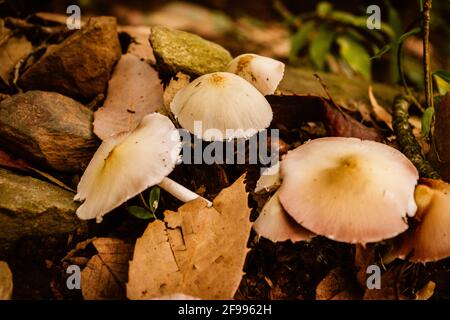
[150,26,232,77]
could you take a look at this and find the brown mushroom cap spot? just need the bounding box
[395,179,450,262]
[278,137,419,244]
[209,73,226,87]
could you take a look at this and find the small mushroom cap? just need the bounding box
[227,53,285,96]
[254,166,281,194]
[75,113,181,222]
[395,179,450,262]
[170,72,273,141]
[278,137,419,244]
[253,191,315,243]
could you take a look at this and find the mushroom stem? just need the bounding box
[158,177,212,207]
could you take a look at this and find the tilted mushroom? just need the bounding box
[75,113,210,222]
[278,137,419,244]
[170,72,273,141]
[253,191,315,243]
[395,179,450,262]
[226,53,285,96]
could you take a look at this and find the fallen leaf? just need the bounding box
[267,94,383,141]
[127,174,252,300]
[118,25,156,63]
[0,23,32,86]
[316,267,360,300]
[363,265,405,300]
[415,281,435,300]
[162,72,190,113]
[81,238,133,300]
[323,100,384,141]
[94,53,163,140]
[368,86,393,130]
[0,261,13,300]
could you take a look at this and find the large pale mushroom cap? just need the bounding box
[395,179,450,262]
[75,113,181,222]
[170,72,273,141]
[278,137,419,244]
[226,53,285,96]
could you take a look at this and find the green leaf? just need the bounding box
[316,2,332,16]
[148,186,161,215]
[371,44,391,60]
[434,71,450,95]
[397,27,421,44]
[421,107,434,138]
[309,26,335,70]
[289,21,315,62]
[330,11,395,40]
[433,70,450,84]
[337,36,371,80]
[127,206,156,220]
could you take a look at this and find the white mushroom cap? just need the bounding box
[75,113,181,222]
[170,72,273,141]
[395,179,450,262]
[253,191,315,243]
[278,137,419,244]
[226,53,285,96]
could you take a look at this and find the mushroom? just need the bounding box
[226,53,285,96]
[75,113,210,222]
[278,137,419,244]
[170,72,273,141]
[253,191,315,242]
[395,179,450,262]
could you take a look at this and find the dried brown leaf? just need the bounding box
[0,25,32,86]
[415,281,435,300]
[0,261,13,300]
[316,267,360,300]
[81,238,133,300]
[162,72,190,113]
[368,86,393,130]
[323,100,384,141]
[118,25,156,63]
[94,53,163,140]
[127,174,252,300]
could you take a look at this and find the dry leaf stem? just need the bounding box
[422,0,433,110]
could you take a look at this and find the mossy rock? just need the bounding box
[150,26,232,77]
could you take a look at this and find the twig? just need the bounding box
[392,95,440,178]
[422,0,433,110]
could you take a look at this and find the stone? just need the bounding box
[18,17,121,100]
[0,91,99,172]
[150,26,232,77]
[0,168,84,252]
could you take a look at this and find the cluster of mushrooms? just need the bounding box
[75,50,450,264]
